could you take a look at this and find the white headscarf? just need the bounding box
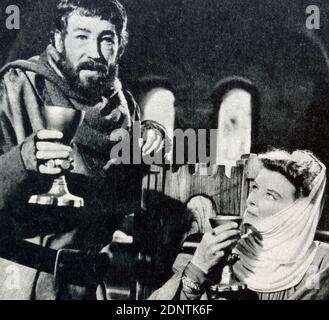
[234,158,327,293]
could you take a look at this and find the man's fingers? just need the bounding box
[36,150,70,160]
[36,141,72,152]
[37,130,63,140]
[142,130,157,154]
[154,140,164,154]
[46,44,61,62]
[38,164,62,175]
[138,138,144,148]
[143,135,162,155]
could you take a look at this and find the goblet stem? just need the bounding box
[28,174,84,208]
[48,175,70,195]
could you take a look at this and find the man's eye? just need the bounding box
[76,35,88,40]
[102,37,114,44]
[265,193,275,201]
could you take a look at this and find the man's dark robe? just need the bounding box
[0,48,148,300]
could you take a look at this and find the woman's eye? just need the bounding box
[251,184,258,191]
[265,193,275,201]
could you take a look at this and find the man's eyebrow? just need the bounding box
[100,30,116,37]
[267,188,282,199]
[73,28,91,33]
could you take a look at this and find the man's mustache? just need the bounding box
[77,60,108,74]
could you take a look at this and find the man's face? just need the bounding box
[57,14,120,95]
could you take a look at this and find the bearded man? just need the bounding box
[0,0,168,300]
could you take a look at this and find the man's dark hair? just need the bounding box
[55,0,128,52]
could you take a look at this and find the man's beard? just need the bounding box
[59,55,119,101]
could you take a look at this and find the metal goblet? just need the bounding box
[208,215,246,298]
[28,106,85,208]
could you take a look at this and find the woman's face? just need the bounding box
[244,168,296,225]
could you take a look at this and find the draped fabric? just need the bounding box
[234,164,327,293]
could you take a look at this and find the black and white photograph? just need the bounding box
[0,0,329,303]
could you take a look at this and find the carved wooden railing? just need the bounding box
[133,154,259,299]
[107,154,329,300]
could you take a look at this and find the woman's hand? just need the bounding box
[190,222,241,275]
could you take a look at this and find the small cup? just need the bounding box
[209,215,243,229]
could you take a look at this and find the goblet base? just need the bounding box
[29,192,84,208]
[209,263,247,299]
[28,175,84,208]
[209,281,247,294]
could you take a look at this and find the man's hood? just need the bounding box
[0,45,121,104]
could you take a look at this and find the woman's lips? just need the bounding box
[246,210,258,217]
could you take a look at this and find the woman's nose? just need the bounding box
[247,191,258,207]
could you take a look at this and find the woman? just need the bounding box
[149,149,329,300]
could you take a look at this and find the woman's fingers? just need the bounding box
[192,221,243,274]
[213,222,239,235]
[212,229,241,244]
[213,239,239,253]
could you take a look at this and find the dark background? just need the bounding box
[1,0,329,227]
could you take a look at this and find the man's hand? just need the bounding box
[21,130,73,175]
[190,222,241,275]
[141,128,164,156]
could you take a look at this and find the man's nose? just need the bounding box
[86,39,101,59]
